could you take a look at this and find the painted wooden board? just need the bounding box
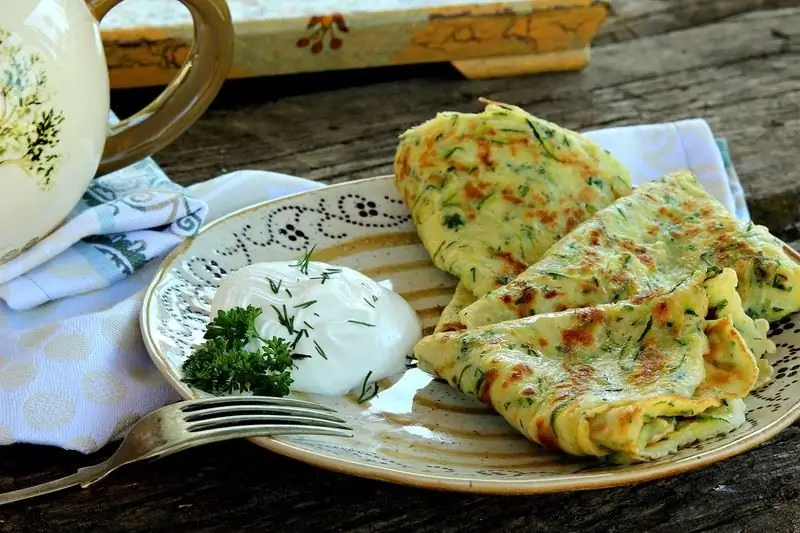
[100,0,610,88]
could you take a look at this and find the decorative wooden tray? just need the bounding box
[101,0,611,89]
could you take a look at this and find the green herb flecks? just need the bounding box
[348,320,376,327]
[637,315,654,343]
[291,245,316,275]
[476,189,495,210]
[496,274,512,285]
[290,328,309,350]
[357,371,379,403]
[310,267,342,285]
[526,119,560,161]
[313,340,328,360]
[773,273,792,292]
[443,146,462,159]
[431,241,447,263]
[441,191,460,207]
[701,251,724,278]
[271,304,297,335]
[266,277,282,294]
[668,351,688,372]
[586,176,604,189]
[443,212,465,230]
[294,300,317,309]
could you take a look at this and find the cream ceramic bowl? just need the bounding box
[0,0,233,263]
[141,176,800,494]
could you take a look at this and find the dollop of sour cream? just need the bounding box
[210,260,422,396]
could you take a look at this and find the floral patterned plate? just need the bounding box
[141,176,800,494]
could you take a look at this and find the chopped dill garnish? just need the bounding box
[357,371,379,403]
[290,328,308,349]
[310,268,341,285]
[271,304,296,334]
[313,340,328,360]
[266,277,282,294]
[291,245,316,275]
[637,315,653,343]
[294,300,317,309]
[348,320,376,327]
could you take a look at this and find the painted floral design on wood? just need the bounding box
[296,13,349,54]
[0,27,65,190]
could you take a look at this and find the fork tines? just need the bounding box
[179,395,352,436]
[179,395,337,412]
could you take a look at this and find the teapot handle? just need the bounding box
[87,0,234,176]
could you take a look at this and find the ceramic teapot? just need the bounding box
[0,0,233,263]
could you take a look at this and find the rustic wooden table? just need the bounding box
[1,1,799,531]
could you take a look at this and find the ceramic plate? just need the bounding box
[141,176,800,494]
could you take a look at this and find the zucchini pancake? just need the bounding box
[414,270,759,463]
[393,99,632,331]
[396,101,799,463]
[460,170,800,328]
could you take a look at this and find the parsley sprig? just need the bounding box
[182,305,297,397]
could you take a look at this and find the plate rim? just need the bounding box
[140,174,800,495]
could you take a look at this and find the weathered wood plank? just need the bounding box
[0,424,798,532]
[597,0,798,44]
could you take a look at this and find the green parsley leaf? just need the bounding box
[182,306,297,397]
[182,335,294,397]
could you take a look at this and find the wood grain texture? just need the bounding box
[1,1,799,531]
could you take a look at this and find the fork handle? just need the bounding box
[0,462,109,506]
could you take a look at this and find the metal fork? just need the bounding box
[0,395,351,506]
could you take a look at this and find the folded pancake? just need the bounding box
[460,170,800,328]
[434,282,475,333]
[703,269,775,385]
[394,100,632,300]
[415,270,759,463]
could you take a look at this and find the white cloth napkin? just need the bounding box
[582,119,750,220]
[0,118,750,453]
